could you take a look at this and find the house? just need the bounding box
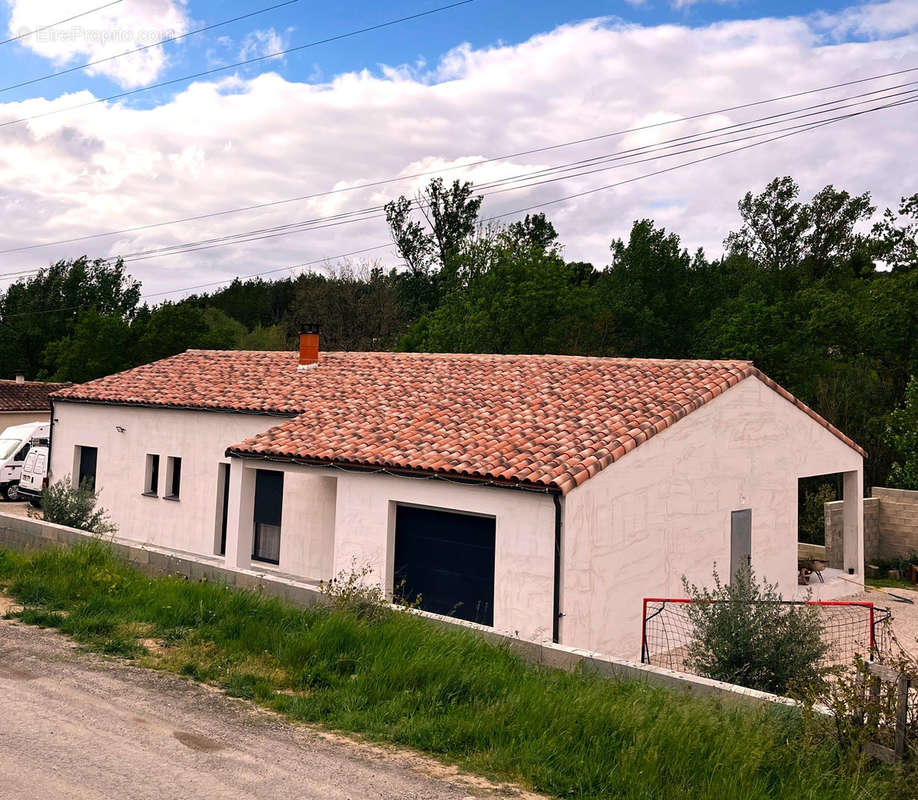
[1,376,71,429]
[48,333,865,658]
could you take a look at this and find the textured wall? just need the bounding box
[827,490,915,565]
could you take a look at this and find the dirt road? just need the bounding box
[0,618,534,800]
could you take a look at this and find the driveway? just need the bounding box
[0,616,537,800]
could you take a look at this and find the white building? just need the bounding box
[49,334,864,658]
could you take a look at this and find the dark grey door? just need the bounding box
[730,509,752,578]
[394,505,495,626]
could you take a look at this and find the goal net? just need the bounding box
[640,598,892,674]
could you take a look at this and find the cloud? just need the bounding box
[238,27,289,62]
[5,0,191,88]
[0,2,915,300]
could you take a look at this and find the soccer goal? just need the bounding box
[640,597,892,673]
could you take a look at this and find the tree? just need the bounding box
[886,375,918,490]
[0,257,140,378]
[384,178,484,314]
[43,310,134,383]
[872,193,918,272]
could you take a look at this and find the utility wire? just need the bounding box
[2,64,914,258]
[0,0,302,93]
[2,92,911,316]
[0,0,474,130]
[40,85,918,267]
[1,84,913,276]
[0,1,122,47]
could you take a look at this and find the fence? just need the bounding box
[641,597,892,674]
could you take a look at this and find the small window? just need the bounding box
[165,456,182,500]
[76,446,97,491]
[252,469,283,564]
[143,454,160,496]
[15,442,30,462]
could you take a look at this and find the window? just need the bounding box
[143,454,160,496]
[216,463,230,556]
[165,456,182,500]
[252,469,283,564]
[14,442,30,462]
[730,509,752,579]
[76,446,97,491]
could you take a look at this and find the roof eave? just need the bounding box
[224,448,565,495]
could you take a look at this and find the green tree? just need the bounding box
[43,309,134,383]
[0,257,140,378]
[886,375,918,490]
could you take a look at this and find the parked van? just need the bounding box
[18,438,50,507]
[0,422,49,501]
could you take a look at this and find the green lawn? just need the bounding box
[0,542,908,800]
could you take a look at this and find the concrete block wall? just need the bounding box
[826,489,916,566]
[0,511,809,712]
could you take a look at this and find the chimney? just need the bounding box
[15,373,25,384]
[298,325,320,371]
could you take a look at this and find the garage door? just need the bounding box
[394,505,495,626]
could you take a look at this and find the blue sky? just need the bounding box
[1,0,860,106]
[0,0,915,295]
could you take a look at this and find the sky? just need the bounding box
[0,0,916,299]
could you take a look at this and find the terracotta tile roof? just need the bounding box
[55,349,863,494]
[0,380,71,412]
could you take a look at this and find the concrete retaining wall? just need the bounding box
[0,511,811,712]
[827,488,918,565]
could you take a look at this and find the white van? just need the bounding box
[19,439,50,507]
[0,422,49,502]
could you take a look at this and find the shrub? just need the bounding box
[319,560,389,620]
[681,565,828,695]
[36,477,117,537]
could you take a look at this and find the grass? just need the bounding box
[0,542,910,800]
[866,576,918,592]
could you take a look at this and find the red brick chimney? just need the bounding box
[298,325,320,371]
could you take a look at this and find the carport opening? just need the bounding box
[393,504,495,627]
[798,473,843,546]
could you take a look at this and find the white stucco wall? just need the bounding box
[560,375,864,659]
[329,471,557,642]
[49,403,295,558]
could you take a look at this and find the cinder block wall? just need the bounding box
[826,489,915,566]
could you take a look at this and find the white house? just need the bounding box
[48,333,865,658]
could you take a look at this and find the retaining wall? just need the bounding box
[0,511,810,712]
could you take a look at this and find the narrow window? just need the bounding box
[144,454,160,496]
[730,509,752,579]
[216,463,230,556]
[76,446,98,491]
[165,456,182,500]
[252,469,283,564]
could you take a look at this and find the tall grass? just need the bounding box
[0,543,905,799]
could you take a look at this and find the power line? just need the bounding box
[0,0,475,130]
[3,93,911,316]
[0,0,302,94]
[1,83,913,279]
[0,1,123,47]
[2,64,914,258]
[26,84,917,269]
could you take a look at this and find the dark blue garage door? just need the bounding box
[394,505,495,626]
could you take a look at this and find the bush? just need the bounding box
[681,565,828,695]
[37,477,117,537]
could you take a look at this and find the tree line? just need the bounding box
[1,176,917,488]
